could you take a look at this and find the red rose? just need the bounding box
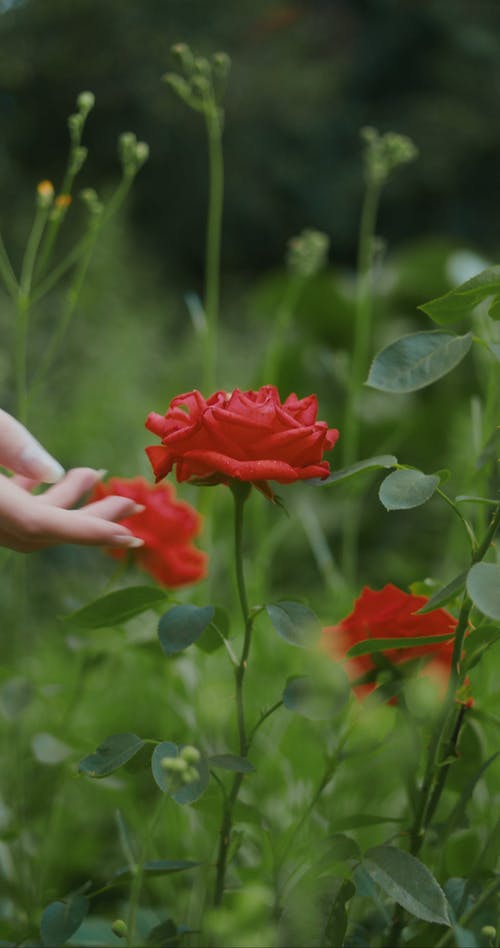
[88,476,207,588]
[322,584,457,699]
[145,386,339,494]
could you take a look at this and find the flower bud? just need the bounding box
[193,56,211,78]
[77,90,95,116]
[69,145,87,176]
[482,926,496,939]
[161,755,187,773]
[67,112,83,144]
[181,765,199,784]
[180,745,201,764]
[80,188,103,216]
[37,180,54,208]
[163,73,201,111]
[361,126,418,186]
[51,193,72,221]
[118,131,137,165]
[55,194,72,209]
[212,51,231,80]
[134,141,149,168]
[286,228,329,278]
[111,919,128,938]
[191,74,210,97]
[171,42,194,72]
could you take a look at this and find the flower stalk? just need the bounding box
[213,481,252,906]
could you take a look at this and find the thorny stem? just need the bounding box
[385,505,500,948]
[410,504,500,857]
[435,874,500,947]
[213,483,252,906]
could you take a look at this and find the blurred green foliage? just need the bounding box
[0,3,499,945]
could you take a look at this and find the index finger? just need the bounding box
[0,409,65,483]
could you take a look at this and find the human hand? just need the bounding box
[0,409,145,553]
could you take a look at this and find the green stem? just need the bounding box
[126,796,166,947]
[16,202,50,421]
[435,874,500,947]
[0,230,19,299]
[341,176,382,582]
[30,174,132,398]
[409,503,500,857]
[261,274,304,384]
[342,177,382,470]
[203,106,224,393]
[247,700,284,750]
[29,217,101,396]
[436,488,478,552]
[213,482,252,906]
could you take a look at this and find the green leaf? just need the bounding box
[362,846,451,926]
[417,571,467,613]
[309,455,398,486]
[209,754,255,773]
[463,624,500,671]
[466,562,500,620]
[41,894,89,946]
[487,341,500,361]
[322,878,355,948]
[79,733,144,778]
[151,742,209,805]
[266,601,321,648]
[347,632,455,658]
[145,919,179,948]
[446,750,500,832]
[332,814,404,831]
[158,604,215,655]
[196,605,231,654]
[114,859,199,879]
[64,586,167,629]
[323,833,361,867]
[283,669,350,719]
[367,331,472,392]
[379,469,439,510]
[419,265,500,324]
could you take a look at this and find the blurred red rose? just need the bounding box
[145,386,339,494]
[89,476,206,588]
[322,584,457,699]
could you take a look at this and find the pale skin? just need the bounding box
[0,409,144,553]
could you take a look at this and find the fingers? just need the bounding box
[0,409,65,483]
[39,467,106,508]
[27,505,145,548]
[0,474,144,551]
[82,496,145,522]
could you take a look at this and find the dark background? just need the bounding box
[1,0,500,287]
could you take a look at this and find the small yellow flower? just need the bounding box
[36,180,54,207]
[55,193,71,209]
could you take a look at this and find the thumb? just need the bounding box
[0,409,65,483]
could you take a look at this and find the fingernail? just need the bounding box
[111,535,144,548]
[130,504,146,515]
[19,444,65,483]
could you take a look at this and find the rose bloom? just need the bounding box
[322,584,457,699]
[145,386,339,495]
[89,476,206,588]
